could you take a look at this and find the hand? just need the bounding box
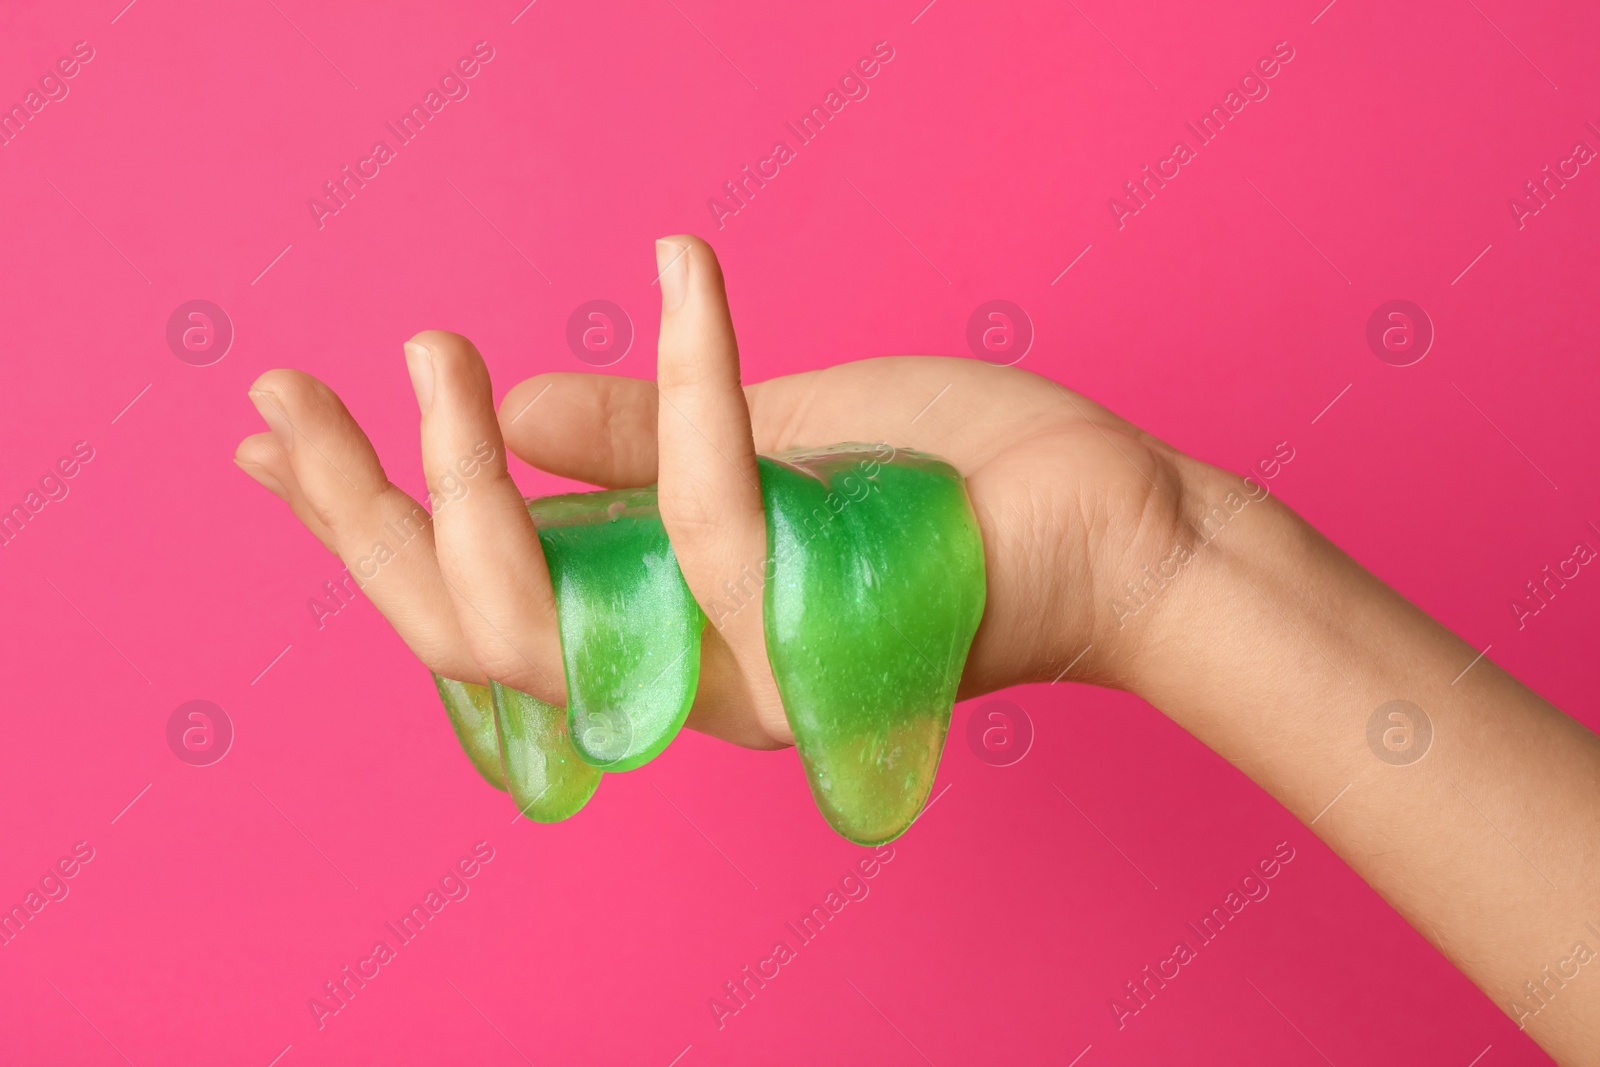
[234,237,1600,1063]
[233,235,1216,750]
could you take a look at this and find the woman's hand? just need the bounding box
[235,235,1600,1062]
[234,235,1214,750]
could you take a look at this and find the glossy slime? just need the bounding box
[758,445,985,844]
[431,444,986,843]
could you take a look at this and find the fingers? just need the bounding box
[234,430,338,551]
[653,234,789,743]
[498,372,659,488]
[406,330,567,705]
[237,370,484,683]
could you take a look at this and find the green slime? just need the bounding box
[431,674,602,820]
[491,680,601,821]
[529,486,704,772]
[431,446,985,843]
[759,445,985,845]
[433,486,702,821]
[432,675,507,792]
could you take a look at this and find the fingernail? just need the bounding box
[404,340,434,415]
[249,390,294,452]
[234,458,287,498]
[655,239,688,313]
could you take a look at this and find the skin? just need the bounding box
[236,236,1600,1064]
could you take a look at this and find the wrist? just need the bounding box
[1100,454,1308,701]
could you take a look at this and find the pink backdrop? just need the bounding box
[2,0,1596,1063]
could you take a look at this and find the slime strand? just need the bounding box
[758,444,986,845]
[431,444,985,842]
[528,486,704,771]
[491,681,602,821]
[432,674,508,792]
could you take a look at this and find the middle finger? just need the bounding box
[406,329,567,705]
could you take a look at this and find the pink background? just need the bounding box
[2,0,1596,1062]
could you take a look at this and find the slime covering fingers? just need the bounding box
[410,240,988,839]
[528,488,703,770]
[491,681,601,821]
[432,675,507,791]
[444,485,702,820]
[759,446,987,845]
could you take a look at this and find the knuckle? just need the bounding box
[657,346,732,393]
[478,652,560,703]
[658,491,725,536]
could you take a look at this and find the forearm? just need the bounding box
[1125,463,1600,1063]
